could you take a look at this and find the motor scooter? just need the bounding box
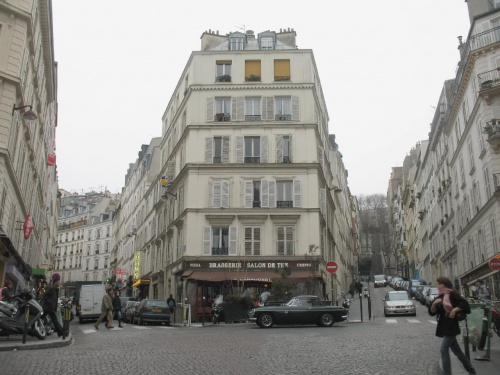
[0,291,47,340]
[363,287,370,298]
[340,291,352,314]
[492,302,500,338]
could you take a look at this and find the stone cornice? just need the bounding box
[191,83,315,91]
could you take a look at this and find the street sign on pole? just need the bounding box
[489,257,500,271]
[326,261,338,274]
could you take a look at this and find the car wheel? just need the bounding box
[384,309,388,317]
[138,317,143,326]
[319,313,334,327]
[79,316,83,324]
[257,313,274,328]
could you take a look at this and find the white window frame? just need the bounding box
[244,227,261,255]
[277,226,294,256]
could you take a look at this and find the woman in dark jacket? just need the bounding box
[428,276,475,375]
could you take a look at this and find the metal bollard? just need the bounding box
[368,296,372,320]
[359,293,363,322]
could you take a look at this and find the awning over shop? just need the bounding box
[183,270,318,282]
[132,278,151,287]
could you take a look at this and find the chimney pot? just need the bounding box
[217,30,219,35]
[288,27,290,32]
[209,29,212,34]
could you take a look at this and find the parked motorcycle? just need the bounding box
[491,302,500,338]
[341,291,352,313]
[212,302,224,324]
[363,287,370,298]
[0,291,47,340]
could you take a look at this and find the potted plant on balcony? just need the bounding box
[246,74,260,82]
[217,75,231,82]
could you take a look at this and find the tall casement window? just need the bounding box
[274,60,290,81]
[459,154,466,188]
[205,136,230,163]
[215,98,231,121]
[260,37,274,50]
[276,181,293,208]
[483,165,492,199]
[203,226,237,256]
[212,180,229,208]
[276,135,292,163]
[94,259,98,269]
[245,136,260,163]
[245,227,261,255]
[245,60,261,81]
[244,179,301,208]
[244,181,261,208]
[275,97,291,120]
[230,37,244,50]
[245,97,261,121]
[491,218,499,252]
[277,226,294,256]
[467,136,475,173]
[216,61,232,82]
[236,136,268,163]
[477,120,486,155]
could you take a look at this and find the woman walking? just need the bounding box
[428,276,476,375]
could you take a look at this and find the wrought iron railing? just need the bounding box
[277,201,293,208]
[244,157,260,163]
[283,156,291,163]
[494,173,500,192]
[215,75,231,82]
[214,113,231,122]
[245,115,261,121]
[212,247,228,256]
[246,75,261,82]
[275,114,292,121]
[253,201,261,208]
[213,157,221,163]
[478,68,500,89]
[274,76,290,81]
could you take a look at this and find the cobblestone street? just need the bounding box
[0,287,446,375]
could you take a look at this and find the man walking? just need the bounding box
[95,288,114,330]
[42,273,64,337]
[112,290,123,328]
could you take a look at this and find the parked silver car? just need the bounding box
[383,291,416,317]
[424,287,440,307]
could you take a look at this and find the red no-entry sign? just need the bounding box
[326,261,338,274]
[489,257,500,271]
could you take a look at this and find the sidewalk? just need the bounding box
[444,336,500,374]
[0,332,72,352]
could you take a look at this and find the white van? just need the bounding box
[78,284,106,324]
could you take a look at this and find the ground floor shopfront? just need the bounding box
[460,255,500,300]
[169,258,327,322]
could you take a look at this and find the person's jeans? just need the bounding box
[441,335,476,375]
[47,311,63,337]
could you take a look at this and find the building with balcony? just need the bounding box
[0,0,58,291]
[118,28,357,312]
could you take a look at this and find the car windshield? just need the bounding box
[387,293,410,301]
[374,275,385,281]
[145,300,167,307]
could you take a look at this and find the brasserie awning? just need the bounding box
[182,270,318,282]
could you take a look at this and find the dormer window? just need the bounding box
[230,37,244,50]
[261,37,274,50]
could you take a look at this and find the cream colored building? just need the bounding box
[0,0,58,291]
[116,28,357,312]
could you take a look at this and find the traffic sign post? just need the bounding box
[326,261,338,274]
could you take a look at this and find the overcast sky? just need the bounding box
[51,0,471,196]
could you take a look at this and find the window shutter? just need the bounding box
[269,180,276,208]
[293,179,302,207]
[167,160,175,184]
[236,136,244,163]
[245,227,252,256]
[222,136,230,163]
[261,180,269,208]
[231,96,237,120]
[320,188,327,219]
[244,181,253,208]
[261,135,268,163]
[266,97,274,120]
[292,96,300,121]
[221,180,229,208]
[276,135,283,163]
[317,146,324,167]
[205,137,213,163]
[212,180,222,208]
[286,226,294,256]
[206,98,214,122]
[254,228,261,256]
[236,97,244,120]
[277,226,285,256]
[288,134,293,162]
[203,227,211,255]
[229,226,238,256]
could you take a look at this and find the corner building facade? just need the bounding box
[132,29,351,313]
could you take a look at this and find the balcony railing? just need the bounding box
[214,113,231,122]
[244,156,260,163]
[212,247,228,256]
[494,173,500,192]
[478,68,500,89]
[245,115,261,121]
[277,201,293,208]
[253,201,261,208]
[215,75,231,82]
[275,114,291,121]
[283,156,291,163]
[245,75,261,82]
[274,76,290,81]
[213,157,221,163]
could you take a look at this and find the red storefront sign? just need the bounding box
[23,214,34,239]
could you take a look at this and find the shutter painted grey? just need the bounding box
[236,136,244,163]
[292,96,300,121]
[317,147,323,167]
[244,227,252,256]
[320,188,327,219]
[276,135,283,163]
[261,180,269,208]
[254,227,261,256]
[203,227,211,255]
[277,226,284,255]
[222,136,230,163]
[229,226,238,256]
[236,97,244,120]
[261,135,268,163]
[212,180,221,208]
[167,160,175,184]
[231,96,237,120]
[206,98,214,122]
[288,134,293,162]
[286,226,294,255]
[221,180,230,208]
[293,179,302,207]
[244,181,253,208]
[269,180,276,208]
[266,97,274,120]
[205,138,213,163]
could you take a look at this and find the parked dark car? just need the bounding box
[133,299,170,326]
[248,295,347,328]
[416,286,431,305]
[407,279,427,298]
[424,287,440,307]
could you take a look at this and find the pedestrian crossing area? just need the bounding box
[385,318,437,325]
[83,325,177,334]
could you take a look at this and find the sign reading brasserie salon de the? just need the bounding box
[184,260,314,271]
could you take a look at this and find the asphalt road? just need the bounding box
[0,285,441,375]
